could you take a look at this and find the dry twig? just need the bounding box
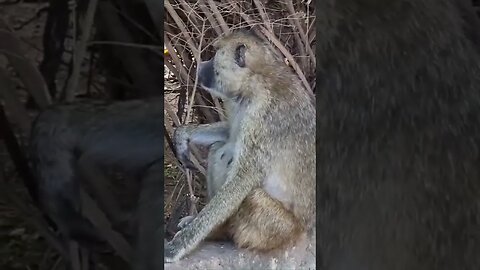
[65,0,99,101]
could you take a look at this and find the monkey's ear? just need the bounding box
[235,44,247,68]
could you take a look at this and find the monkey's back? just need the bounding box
[257,87,316,230]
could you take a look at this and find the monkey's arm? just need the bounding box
[174,121,229,168]
[165,141,262,262]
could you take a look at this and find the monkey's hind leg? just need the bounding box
[204,141,234,241]
[229,188,304,252]
[175,141,231,241]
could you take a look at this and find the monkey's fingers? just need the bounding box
[172,139,196,170]
[178,153,198,170]
[164,241,174,263]
[174,143,195,169]
[173,128,202,170]
[164,238,186,263]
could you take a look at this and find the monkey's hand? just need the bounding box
[173,127,196,170]
[174,122,230,170]
[164,232,188,263]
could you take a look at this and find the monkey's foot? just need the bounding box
[178,215,196,229]
[164,238,316,270]
[171,215,197,241]
[164,239,187,263]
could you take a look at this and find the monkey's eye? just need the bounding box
[234,44,247,68]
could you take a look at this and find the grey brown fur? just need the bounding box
[317,0,480,269]
[165,30,316,262]
[29,98,163,269]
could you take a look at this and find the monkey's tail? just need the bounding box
[29,115,105,248]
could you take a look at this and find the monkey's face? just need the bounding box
[197,30,279,99]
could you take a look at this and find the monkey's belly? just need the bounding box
[263,171,293,209]
[211,144,293,209]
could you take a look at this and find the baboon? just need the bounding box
[29,98,163,269]
[316,0,480,269]
[174,102,304,247]
[165,30,316,262]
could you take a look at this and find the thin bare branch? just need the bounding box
[65,0,99,101]
[260,26,312,93]
[0,26,52,108]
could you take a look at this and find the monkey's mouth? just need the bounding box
[197,61,215,87]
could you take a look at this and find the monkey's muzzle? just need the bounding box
[197,60,215,90]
